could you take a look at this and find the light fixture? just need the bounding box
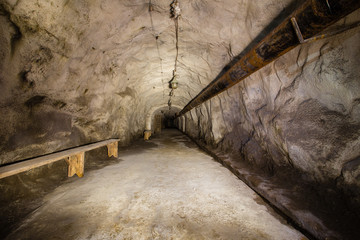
[170,75,178,89]
[170,0,181,19]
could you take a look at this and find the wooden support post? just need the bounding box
[144,130,151,140]
[107,142,118,158]
[66,152,85,177]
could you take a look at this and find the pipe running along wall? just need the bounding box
[177,0,360,116]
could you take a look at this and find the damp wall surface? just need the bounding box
[178,11,360,215]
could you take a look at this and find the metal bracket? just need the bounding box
[291,17,305,43]
[291,16,360,44]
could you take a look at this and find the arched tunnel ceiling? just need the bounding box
[0,0,295,155]
[1,2,360,238]
[0,0,292,112]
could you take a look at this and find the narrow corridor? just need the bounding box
[6,130,305,239]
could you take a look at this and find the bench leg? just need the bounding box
[66,152,85,177]
[107,142,118,158]
[144,130,151,140]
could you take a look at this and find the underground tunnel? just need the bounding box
[1,0,360,239]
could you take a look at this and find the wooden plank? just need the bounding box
[0,139,119,179]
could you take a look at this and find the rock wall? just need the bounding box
[0,0,298,164]
[179,10,360,213]
[0,1,147,164]
[1,0,359,237]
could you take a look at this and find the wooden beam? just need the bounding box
[0,139,119,179]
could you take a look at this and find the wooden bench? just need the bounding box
[0,139,119,179]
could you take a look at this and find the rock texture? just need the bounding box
[1,0,360,238]
[0,0,292,164]
[178,8,360,239]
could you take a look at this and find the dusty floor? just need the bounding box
[5,129,306,240]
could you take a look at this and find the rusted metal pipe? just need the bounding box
[178,0,360,116]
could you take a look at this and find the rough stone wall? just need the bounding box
[0,1,146,164]
[0,0,294,164]
[181,10,360,209]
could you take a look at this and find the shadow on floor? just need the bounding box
[0,146,123,238]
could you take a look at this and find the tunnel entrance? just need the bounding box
[164,117,176,128]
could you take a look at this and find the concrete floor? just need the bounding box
[6,129,306,240]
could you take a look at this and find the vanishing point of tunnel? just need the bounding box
[1,0,360,239]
